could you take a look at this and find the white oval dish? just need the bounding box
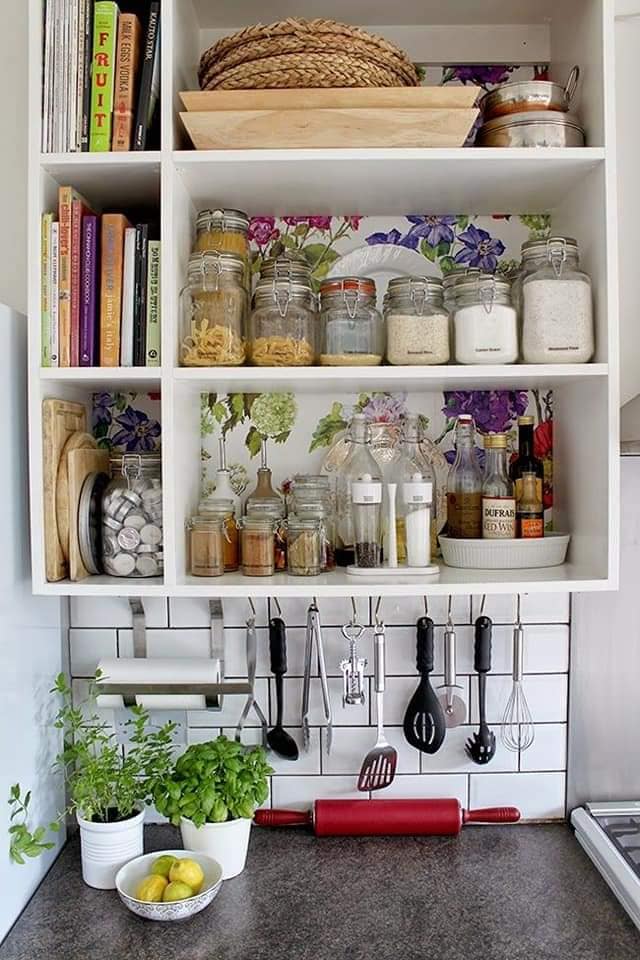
[115,848,223,922]
[439,532,570,570]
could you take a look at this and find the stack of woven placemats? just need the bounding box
[198,18,420,90]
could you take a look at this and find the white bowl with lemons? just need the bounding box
[115,849,223,921]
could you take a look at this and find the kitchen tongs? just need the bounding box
[303,599,332,754]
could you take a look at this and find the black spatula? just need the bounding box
[465,615,496,765]
[403,616,446,754]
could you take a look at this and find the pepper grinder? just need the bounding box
[351,473,382,569]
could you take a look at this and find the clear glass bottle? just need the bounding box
[384,276,449,365]
[516,471,544,539]
[446,415,483,539]
[453,274,518,364]
[335,414,381,566]
[482,434,516,540]
[102,454,163,578]
[393,414,437,562]
[352,473,383,568]
[520,236,594,363]
[180,250,248,366]
[402,475,433,567]
[241,516,276,577]
[188,515,225,577]
[319,277,384,366]
[198,496,239,572]
[250,255,317,366]
[287,517,323,576]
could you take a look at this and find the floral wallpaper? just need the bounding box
[92,392,161,453]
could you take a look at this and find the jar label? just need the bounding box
[447,492,482,538]
[514,477,543,505]
[482,497,516,539]
[519,516,544,539]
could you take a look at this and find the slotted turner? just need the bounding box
[403,616,446,753]
[465,614,497,765]
[357,618,397,792]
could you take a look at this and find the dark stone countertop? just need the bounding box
[1,823,638,960]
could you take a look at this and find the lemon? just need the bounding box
[162,880,194,902]
[136,874,168,902]
[150,854,177,879]
[169,858,204,894]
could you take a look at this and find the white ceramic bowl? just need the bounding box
[115,849,223,921]
[439,532,570,569]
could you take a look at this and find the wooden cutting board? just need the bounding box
[68,447,109,582]
[42,399,86,582]
[180,106,479,150]
[180,86,480,112]
[56,432,96,562]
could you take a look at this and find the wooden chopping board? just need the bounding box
[68,447,110,581]
[180,86,480,111]
[56,432,97,561]
[42,399,86,581]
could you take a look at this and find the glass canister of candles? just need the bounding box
[102,454,163,578]
[319,277,384,366]
[179,250,248,366]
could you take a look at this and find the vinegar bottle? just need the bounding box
[446,415,483,539]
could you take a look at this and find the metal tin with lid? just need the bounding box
[477,111,585,148]
[479,66,580,120]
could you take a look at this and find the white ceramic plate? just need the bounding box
[115,849,223,922]
[327,244,438,308]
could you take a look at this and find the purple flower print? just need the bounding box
[442,391,529,435]
[365,227,420,250]
[361,393,409,425]
[111,407,161,452]
[248,216,279,247]
[92,392,114,427]
[442,65,515,89]
[405,215,457,248]
[454,224,505,272]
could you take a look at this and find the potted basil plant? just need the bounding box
[154,735,272,879]
[9,673,175,890]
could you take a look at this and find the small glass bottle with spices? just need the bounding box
[241,516,276,577]
[250,255,317,366]
[453,274,518,364]
[287,517,323,576]
[180,251,248,366]
[319,277,384,366]
[385,276,449,365]
[482,434,516,540]
[198,496,239,572]
[188,515,225,577]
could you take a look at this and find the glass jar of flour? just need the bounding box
[101,454,163,578]
[520,237,594,363]
[452,274,518,364]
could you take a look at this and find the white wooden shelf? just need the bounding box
[40,368,161,391]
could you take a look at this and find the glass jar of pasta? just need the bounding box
[319,277,384,365]
[249,255,317,366]
[194,208,249,256]
[180,251,248,366]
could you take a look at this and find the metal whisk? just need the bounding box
[501,596,535,753]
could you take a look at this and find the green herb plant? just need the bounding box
[154,735,272,827]
[8,672,176,864]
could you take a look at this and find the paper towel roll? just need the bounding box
[95,658,222,710]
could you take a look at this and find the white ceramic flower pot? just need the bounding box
[77,808,145,890]
[180,816,252,880]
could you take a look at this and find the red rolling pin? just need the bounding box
[255,798,520,836]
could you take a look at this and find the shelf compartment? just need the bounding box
[40,155,161,209]
[40,368,162,391]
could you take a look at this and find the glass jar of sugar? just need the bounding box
[520,236,594,363]
[452,274,518,364]
[384,276,449,365]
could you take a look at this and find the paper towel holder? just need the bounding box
[95,597,251,710]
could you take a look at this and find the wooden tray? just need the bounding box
[179,86,479,150]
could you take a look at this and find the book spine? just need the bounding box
[100,213,129,366]
[89,2,119,152]
[50,222,60,367]
[133,2,160,151]
[112,14,141,151]
[75,0,87,151]
[145,240,161,367]
[133,224,149,366]
[57,186,73,366]
[120,227,137,366]
[69,0,80,151]
[41,213,53,366]
[70,198,93,365]
[80,0,94,150]
[42,0,52,151]
[80,215,99,366]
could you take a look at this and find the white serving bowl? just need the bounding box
[115,849,223,921]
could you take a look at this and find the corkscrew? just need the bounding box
[340,599,367,706]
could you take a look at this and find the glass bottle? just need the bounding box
[394,414,437,562]
[402,475,433,567]
[482,434,516,540]
[245,439,283,515]
[516,471,544,539]
[352,473,383,568]
[335,414,381,566]
[446,416,483,539]
[509,416,544,507]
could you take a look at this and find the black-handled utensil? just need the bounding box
[465,615,496,765]
[403,616,446,754]
[267,617,299,760]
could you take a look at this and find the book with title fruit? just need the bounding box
[89,1,119,151]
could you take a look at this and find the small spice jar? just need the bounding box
[520,236,594,363]
[188,515,225,577]
[199,497,239,571]
[241,516,276,577]
[180,251,248,366]
[291,497,335,571]
[101,454,163,579]
[385,276,449,365]
[319,277,384,366]
[250,255,317,366]
[287,517,323,577]
[245,500,287,571]
[194,208,249,259]
[453,274,518,364]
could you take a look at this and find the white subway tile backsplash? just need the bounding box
[520,593,570,624]
[519,724,567,772]
[233,727,321,776]
[269,597,358,627]
[471,595,516,623]
[70,597,168,628]
[187,678,270,728]
[271,775,361,809]
[384,596,471,626]
[381,774,469,807]
[279,677,370,727]
[69,629,117,676]
[470,674,568,725]
[322,726,419,776]
[469,772,566,820]
[169,597,268,628]
[419,725,518,775]
[522,625,569,673]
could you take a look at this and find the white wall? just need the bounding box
[0,0,27,313]
[0,305,65,942]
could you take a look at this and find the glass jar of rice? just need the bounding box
[384,276,449,365]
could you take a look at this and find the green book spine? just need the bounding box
[89,2,119,152]
[41,212,53,367]
[145,240,161,366]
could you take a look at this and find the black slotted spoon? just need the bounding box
[466,614,497,765]
[403,616,446,754]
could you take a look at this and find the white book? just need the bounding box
[53,0,65,152]
[42,0,52,151]
[50,222,60,367]
[120,227,137,366]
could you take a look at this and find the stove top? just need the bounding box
[595,815,640,879]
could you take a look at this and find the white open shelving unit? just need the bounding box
[27,0,619,599]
